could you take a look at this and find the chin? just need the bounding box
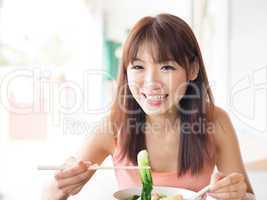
[142,106,169,116]
[143,109,162,116]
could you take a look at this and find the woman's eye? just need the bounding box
[131,65,144,70]
[161,65,176,71]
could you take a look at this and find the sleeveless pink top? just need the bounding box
[112,136,215,192]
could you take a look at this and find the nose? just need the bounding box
[144,67,159,83]
[143,67,163,91]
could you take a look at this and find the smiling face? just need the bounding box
[126,44,189,116]
[111,14,215,174]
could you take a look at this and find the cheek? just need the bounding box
[128,83,143,104]
[127,80,140,99]
[127,72,142,94]
[169,75,188,99]
[128,84,138,97]
[175,82,188,99]
[127,72,142,83]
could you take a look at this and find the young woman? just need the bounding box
[44,14,254,200]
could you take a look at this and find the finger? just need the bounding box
[60,181,82,195]
[54,157,78,175]
[208,191,242,199]
[55,161,89,179]
[70,179,89,195]
[200,193,207,200]
[215,182,247,193]
[69,183,84,196]
[61,178,88,195]
[57,169,91,189]
[210,173,244,191]
[210,171,225,185]
[64,157,77,168]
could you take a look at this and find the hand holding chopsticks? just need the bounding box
[39,158,150,197]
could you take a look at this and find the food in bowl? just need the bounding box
[124,150,184,200]
[151,193,183,200]
[113,186,198,200]
[137,150,153,200]
[125,191,183,200]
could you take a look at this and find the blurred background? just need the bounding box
[0,0,266,199]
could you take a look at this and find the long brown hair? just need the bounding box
[110,13,215,176]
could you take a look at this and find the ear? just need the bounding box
[188,59,200,81]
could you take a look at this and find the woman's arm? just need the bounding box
[42,115,116,200]
[211,106,254,197]
[76,115,116,165]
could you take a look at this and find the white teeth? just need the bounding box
[146,95,166,100]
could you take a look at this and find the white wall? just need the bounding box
[229,0,267,142]
[228,2,267,197]
[103,0,192,41]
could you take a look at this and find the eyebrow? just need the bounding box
[132,58,176,64]
[132,58,144,62]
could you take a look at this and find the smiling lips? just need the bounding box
[141,93,168,107]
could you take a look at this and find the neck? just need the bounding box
[145,110,180,135]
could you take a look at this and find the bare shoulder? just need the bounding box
[76,114,116,164]
[211,105,238,150]
[213,105,233,127]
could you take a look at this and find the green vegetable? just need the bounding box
[137,150,153,200]
[127,195,140,200]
